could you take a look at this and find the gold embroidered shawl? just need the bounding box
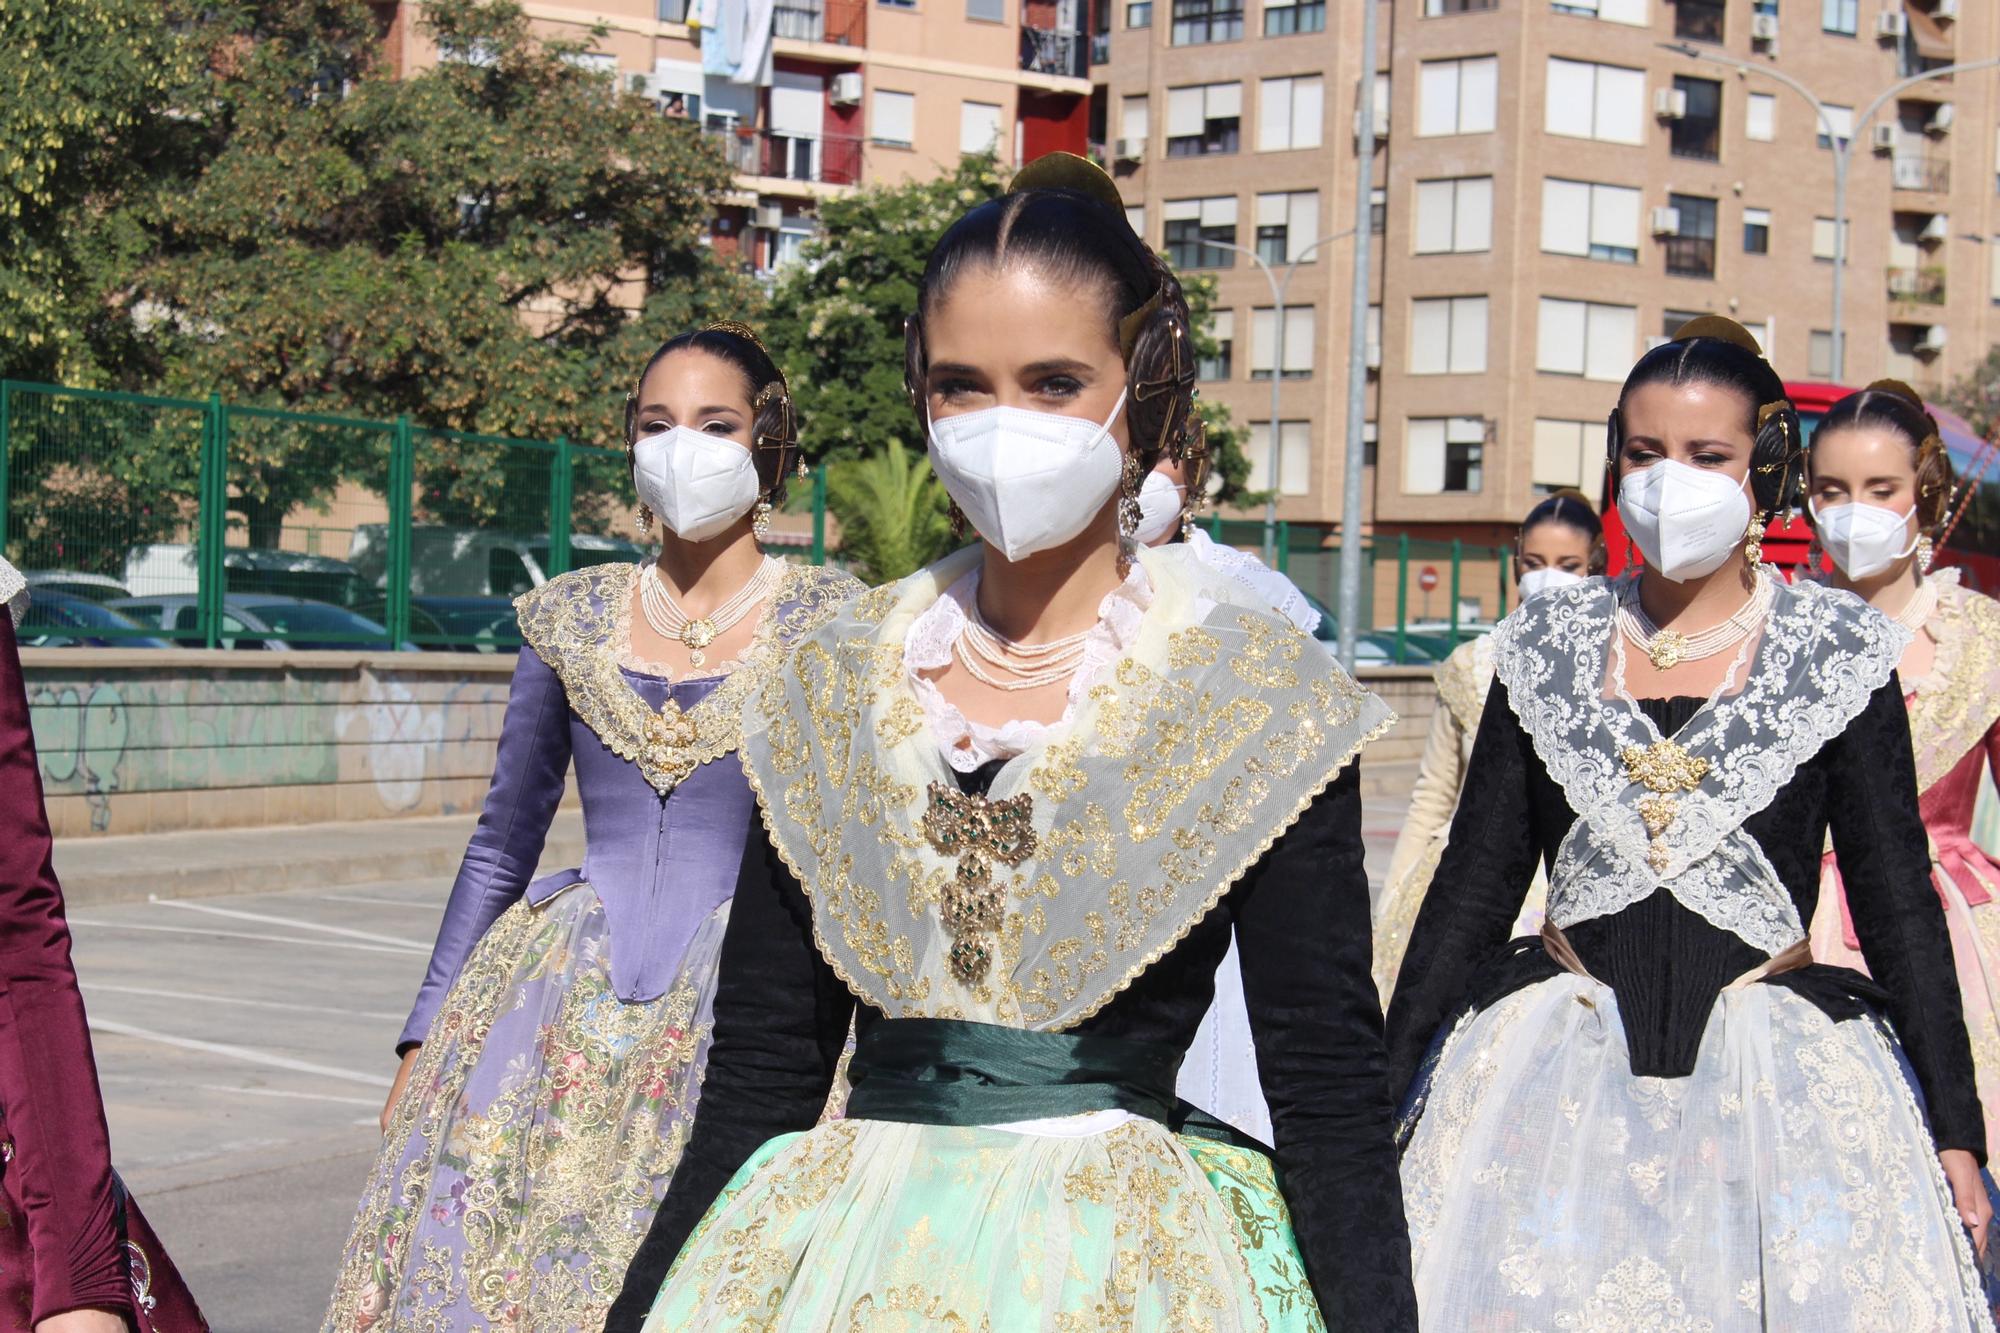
[740,544,1396,1030]
[516,560,860,795]
[1908,570,2000,795]
[1433,634,1494,739]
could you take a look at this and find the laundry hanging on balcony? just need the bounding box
[699,0,775,86]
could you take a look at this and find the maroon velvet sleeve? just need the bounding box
[0,615,135,1324]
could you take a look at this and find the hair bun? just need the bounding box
[1545,487,1597,515]
[1009,152,1128,220]
[1864,378,1928,410]
[1671,315,1765,358]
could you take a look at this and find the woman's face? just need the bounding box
[632,348,757,452]
[1808,425,1920,524]
[1615,381,1756,489]
[1518,522,1594,577]
[923,264,1130,453]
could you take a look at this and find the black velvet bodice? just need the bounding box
[1385,678,1984,1162]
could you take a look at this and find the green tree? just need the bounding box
[1941,345,2000,444]
[825,438,955,583]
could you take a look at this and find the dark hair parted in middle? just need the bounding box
[1607,316,1804,515]
[1812,380,1957,531]
[1521,488,1608,574]
[624,322,800,506]
[904,182,1202,481]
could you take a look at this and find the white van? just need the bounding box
[345,526,648,597]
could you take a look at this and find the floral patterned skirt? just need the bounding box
[1401,974,1991,1331]
[322,884,727,1333]
[639,1117,1324,1331]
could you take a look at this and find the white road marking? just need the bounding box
[154,898,429,950]
[81,982,406,1023]
[314,892,445,909]
[197,1083,383,1109]
[66,917,422,956]
[87,1018,394,1088]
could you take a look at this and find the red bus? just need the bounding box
[1602,381,2000,594]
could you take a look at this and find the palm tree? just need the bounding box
[824,438,956,584]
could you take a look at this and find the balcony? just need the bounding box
[1663,235,1716,278]
[1888,266,1947,305]
[1892,150,1950,193]
[705,126,863,189]
[772,0,867,48]
[1090,31,1110,64]
[1021,24,1087,79]
[1673,0,1725,41]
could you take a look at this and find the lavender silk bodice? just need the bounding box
[399,561,859,1049]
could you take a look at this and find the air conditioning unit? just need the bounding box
[1936,0,1959,19]
[1115,136,1145,162]
[1872,123,1899,151]
[830,71,862,105]
[1654,88,1688,120]
[1929,103,1956,134]
[1650,205,1681,235]
[1365,341,1382,370]
[1750,12,1779,40]
[1875,10,1907,37]
[755,201,785,230]
[1918,325,1947,353]
[1919,211,1949,242]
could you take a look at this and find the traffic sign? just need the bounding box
[1417,565,1440,593]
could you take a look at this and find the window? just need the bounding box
[1370,187,1386,234]
[1532,419,1609,491]
[1364,421,1378,468]
[1414,177,1493,253]
[1250,306,1315,379]
[1822,0,1857,35]
[1746,92,1776,141]
[1171,0,1242,44]
[1263,0,1326,35]
[1164,195,1238,268]
[1425,0,1499,12]
[960,101,1001,154]
[1409,296,1489,375]
[1671,76,1721,159]
[872,89,915,146]
[1812,216,1849,261]
[968,0,1004,19]
[1120,95,1148,147]
[1246,421,1311,495]
[1991,236,2000,303]
[1551,0,1647,23]
[1128,0,1152,23]
[1675,0,1724,40]
[659,0,689,19]
[1544,59,1644,144]
[1418,57,1498,137]
[1366,303,1382,369]
[1808,329,1835,378]
[1167,82,1242,156]
[1255,190,1320,264]
[1665,193,1717,277]
[1199,310,1234,380]
[1257,76,1323,152]
[1743,206,1771,253]
[1537,297,1637,380]
[1540,179,1641,262]
[1125,204,1146,239]
[1817,104,1853,150]
[1405,417,1485,494]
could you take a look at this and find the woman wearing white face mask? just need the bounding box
[1386,318,1993,1328]
[609,153,1415,1333]
[1371,490,1605,999]
[324,325,858,1333]
[1134,457,1321,635]
[1804,382,2000,1160]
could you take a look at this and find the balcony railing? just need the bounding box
[705,126,863,186]
[1888,266,1947,305]
[1021,24,1086,78]
[1663,235,1716,278]
[1892,152,1950,193]
[772,0,867,44]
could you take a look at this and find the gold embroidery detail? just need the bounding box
[1622,739,1710,870]
[922,782,1037,983]
[1906,576,2000,794]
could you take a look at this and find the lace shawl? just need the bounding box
[0,558,23,628]
[1907,570,2000,795]
[1494,572,1907,956]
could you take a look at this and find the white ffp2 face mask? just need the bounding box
[927,391,1128,562]
[1518,567,1586,602]
[1618,458,1754,583]
[1133,470,1185,546]
[632,426,762,543]
[1810,498,1920,581]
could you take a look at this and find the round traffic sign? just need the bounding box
[1418,565,1440,593]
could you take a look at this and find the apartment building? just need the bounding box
[1102,0,1998,564]
[377,0,1092,276]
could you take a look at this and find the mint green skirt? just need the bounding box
[640,1117,1323,1331]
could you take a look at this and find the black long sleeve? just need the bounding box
[604,829,854,1333]
[1833,676,1986,1160]
[1235,764,1417,1330]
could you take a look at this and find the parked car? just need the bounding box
[354,595,524,653]
[21,570,132,604]
[110,594,414,651]
[1300,592,1441,666]
[123,545,369,607]
[347,525,647,598]
[17,592,170,648]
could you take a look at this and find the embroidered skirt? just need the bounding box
[1400,973,1992,1331]
[637,1116,1322,1331]
[322,884,726,1333]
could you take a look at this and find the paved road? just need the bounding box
[68,794,1411,1332]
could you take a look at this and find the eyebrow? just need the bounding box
[637,403,744,417]
[926,358,1098,380]
[1624,435,1739,449]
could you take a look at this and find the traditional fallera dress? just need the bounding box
[322,559,855,1333]
[1372,634,1547,998]
[1813,568,2000,1150]
[605,543,1417,1333]
[1387,571,1993,1330]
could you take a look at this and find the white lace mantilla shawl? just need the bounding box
[1493,571,1907,956]
[0,558,23,627]
[740,543,1395,1029]
[1186,529,1321,635]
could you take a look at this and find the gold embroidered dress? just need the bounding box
[605,544,1419,1333]
[322,560,855,1333]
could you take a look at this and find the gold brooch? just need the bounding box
[1621,740,1711,871]
[641,703,700,782]
[921,782,1036,985]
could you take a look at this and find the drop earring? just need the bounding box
[634,504,654,536]
[1744,512,1766,567]
[752,497,773,541]
[1916,534,1935,574]
[949,499,968,543]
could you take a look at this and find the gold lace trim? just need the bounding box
[1907,578,2000,795]
[1433,636,1491,736]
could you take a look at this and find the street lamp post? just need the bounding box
[1660,42,2000,383]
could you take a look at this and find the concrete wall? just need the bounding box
[26,650,1434,839]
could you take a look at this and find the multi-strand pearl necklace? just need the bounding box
[1616,572,1775,671]
[954,602,1096,692]
[639,557,779,668]
[1889,577,1939,635]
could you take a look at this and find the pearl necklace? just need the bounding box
[639,557,778,668]
[954,601,1097,692]
[1890,578,1939,635]
[1616,572,1775,670]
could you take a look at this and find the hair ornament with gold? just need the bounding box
[1671,314,1767,359]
